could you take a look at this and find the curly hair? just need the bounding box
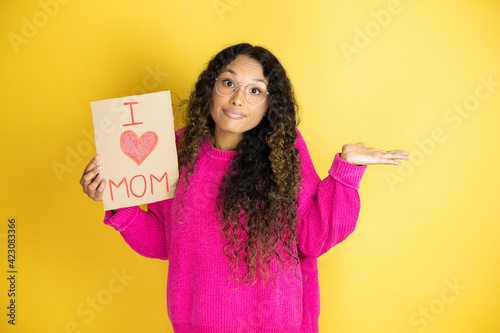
[178,43,302,286]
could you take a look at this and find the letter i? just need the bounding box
[122,102,143,126]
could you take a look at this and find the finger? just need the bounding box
[81,165,103,191]
[375,149,409,155]
[87,174,103,199]
[375,149,389,154]
[83,154,100,174]
[377,158,402,166]
[388,150,409,155]
[81,165,102,194]
[97,178,107,193]
[93,178,106,202]
[80,155,100,186]
[379,151,409,160]
[389,153,410,160]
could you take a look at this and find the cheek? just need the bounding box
[255,103,268,121]
[249,108,267,127]
[211,91,222,110]
[257,108,267,120]
[209,94,219,115]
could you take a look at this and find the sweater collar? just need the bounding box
[201,136,238,159]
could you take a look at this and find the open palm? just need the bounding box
[340,142,409,166]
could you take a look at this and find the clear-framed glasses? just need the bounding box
[215,75,269,105]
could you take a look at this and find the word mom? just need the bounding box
[109,172,169,201]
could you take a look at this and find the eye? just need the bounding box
[222,78,236,88]
[249,87,262,95]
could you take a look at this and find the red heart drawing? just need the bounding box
[120,130,158,165]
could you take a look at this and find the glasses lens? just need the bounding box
[216,77,237,96]
[245,84,267,105]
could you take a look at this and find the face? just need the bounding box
[210,54,269,148]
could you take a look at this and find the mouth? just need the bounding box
[222,108,245,119]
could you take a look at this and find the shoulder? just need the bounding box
[293,128,321,189]
[175,127,187,150]
[293,128,317,174]
[294,127,310,156]
[175,126,186,141]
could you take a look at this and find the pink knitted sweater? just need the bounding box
[103,128,366,332]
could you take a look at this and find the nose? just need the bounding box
[229,84,246,106]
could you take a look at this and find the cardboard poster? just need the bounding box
[90,91,178,211]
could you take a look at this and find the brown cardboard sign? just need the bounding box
[90,91,178,211]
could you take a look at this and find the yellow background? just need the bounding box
[1,0,499,332]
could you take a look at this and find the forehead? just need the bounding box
[220,55,267,83]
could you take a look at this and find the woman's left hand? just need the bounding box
[340,142,409,166]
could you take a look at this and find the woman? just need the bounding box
[80,43,408,332]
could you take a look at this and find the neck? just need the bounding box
[211,130,241,151]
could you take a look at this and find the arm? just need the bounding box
[81,127,186,261]
[103,199,172,260]
[295,132,367,258]
[101,127,187,260]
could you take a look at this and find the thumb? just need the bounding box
[355,142,365,147]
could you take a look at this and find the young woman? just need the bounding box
[80,43,408,333]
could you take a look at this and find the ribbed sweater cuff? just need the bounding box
[172,323,301,333]
[328,153,367,190]
[103,206,140,232]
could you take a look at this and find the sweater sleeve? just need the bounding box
[295,131,367,258]
[103,199,172,260]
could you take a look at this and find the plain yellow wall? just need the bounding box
[1,1,499,332]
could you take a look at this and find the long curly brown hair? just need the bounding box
[178,43,302,286]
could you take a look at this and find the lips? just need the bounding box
[222,108,245,119]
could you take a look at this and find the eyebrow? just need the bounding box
[220,68,268,85]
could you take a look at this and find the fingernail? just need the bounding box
[98,175,103,180]
[96,154,100,160]
[97,165,102,170]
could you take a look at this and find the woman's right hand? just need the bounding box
[80,154,106,202]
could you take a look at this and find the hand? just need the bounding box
[340,142,409,166]
[80,154,106,201]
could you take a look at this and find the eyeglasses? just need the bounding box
[215,76,269,105]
